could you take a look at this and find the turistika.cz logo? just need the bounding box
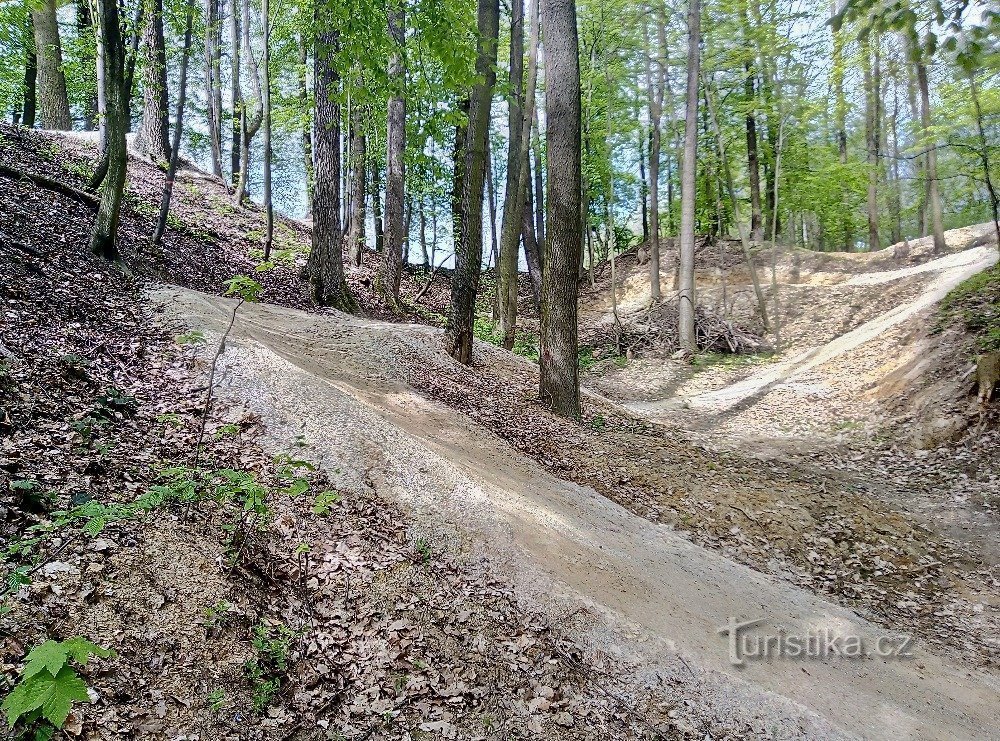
[717,617,916,666]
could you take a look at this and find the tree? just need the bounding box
[677,0,700,352]
[498,0,540,349]
[305,17,355,311]
[538,0,581,418]
[204,0,223,178]
[152,0,195,246]
[136,0,171,162]
[32,0,72,130]
[444,0,500,363]
[347,104,367,266]
[380,0,406,306]
[233,0,263,204]
[261,0,274,259]
[89,0,128,259]
[643,5,664,301]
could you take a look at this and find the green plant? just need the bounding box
[202,600,234,632]
[215,423,241,438]
[414,538,432,564]
[175,330,207,345]
[311,490,341,515]
[156,413,184,427]
[242,623,298,713]
[2,638,113,735]
[207,688,226,713]
[223,276,263,303]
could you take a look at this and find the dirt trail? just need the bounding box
[627,243,998,415]
[154,286,999,741]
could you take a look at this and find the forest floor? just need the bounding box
[1,124,999,740]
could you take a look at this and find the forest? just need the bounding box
[0,0,999,737]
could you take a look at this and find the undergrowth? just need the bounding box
[938,264,1000,352]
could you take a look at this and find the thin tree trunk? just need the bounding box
[969,72,1000,250]
[523,167,542,309]
[904,41,925,237]
[889,67,902,245]
[380,1,406,306]
[498,0,536,348]
[348,105,367,265]
[233,0,262,204]
[532,103,545,253]
[261,0,273,259]
[137,0,171,161]
[677,0,700,352]
[916,59,945,252]
[152,0,194,246]
[372,153,384,253]
[862,36,881,251]
[643,13,663,301]
[445,0,500,363]
[419,201,429,267]
[204,0,223,177]
[90,0,128,258]
[230,4,242,185]
[297,37,312,212]
[831,1,850,249]
[32,0,72,130]
[704,71,769,330]
[638,120,648,243]
[538,0,581,417]
[21,29,37,128]
[76,0,97,129]
[744,63,763,242]
[306,24,355,311]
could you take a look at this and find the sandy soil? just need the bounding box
[153,286,1000,740]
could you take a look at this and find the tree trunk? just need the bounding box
[831,2,850,250]
[204,0,223,177]
[261,0,273,259]
[538,0,581,418]
[137,0,171,162]
[638,121,648,243]
[380,1,406,306]
[862,36,881,251]
[297,38,312,212]
[32,0,72,130]
[705,71,769,330]
[306,25,355,311]
[444,0,499,363]
[21,31,37,128]
[230,4,242,186]
[372,155,384,253]
[233,0,263,204]
[90,0,128,258]
[903,43,925,237]
[915,60,945,252]
[643,14,663,301]
[499,0,540,349]
[969,73,1000,250]
[532,103,545,253]
[744,63,763,242]
[523,165,542,309]
[677,0,700,352]
[348,106,367,265]
[76,0,97,130]
[152,0,194,246]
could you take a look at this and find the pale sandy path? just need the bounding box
[154,286,1000,741]
[626,244,998,416]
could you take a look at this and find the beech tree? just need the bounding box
[89,0,128,259]
[31,0,71,130]
[538,0,582,417]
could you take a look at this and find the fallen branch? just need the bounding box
[413,251,453,304]
[0,163,100,209]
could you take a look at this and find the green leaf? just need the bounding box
[2,666,89,728]
[22,641,70,679]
